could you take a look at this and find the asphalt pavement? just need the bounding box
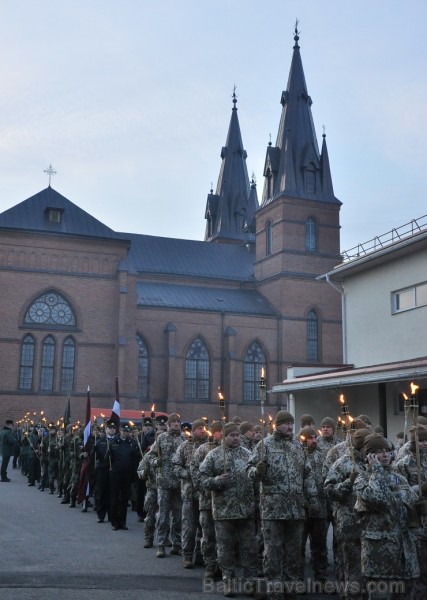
[0,468,336,599]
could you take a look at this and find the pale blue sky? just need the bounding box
[0,0,426,252]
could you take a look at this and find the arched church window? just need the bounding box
[305,217,317,252]
[266,220,273,256]
[185,338,210,401]
[60,337,75,392]
[24,290,76,327]
[40,335,55,391]
[136,335,149,399]
[19,334,35,390]
[243,341,266,403]
[307,310,319,361]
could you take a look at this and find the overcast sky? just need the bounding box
[0,0,426,252]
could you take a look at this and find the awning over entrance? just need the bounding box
[272,357,427,394]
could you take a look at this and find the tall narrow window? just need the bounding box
[307,310,319,361]
[243,341,266,403]
[185,338,210,400]
[19,335,35,390]
[136,335,149,399]
[305,217,317,252]
[40,335,55,391]
[61,337,75,392]
[266,220,273,256]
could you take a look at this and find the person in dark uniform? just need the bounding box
[92,419,117,523]
[107,422,139,530]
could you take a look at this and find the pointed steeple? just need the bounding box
[205,90,258,243]
[261,24,340,207]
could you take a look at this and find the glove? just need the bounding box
[349,471,358,484]
[421,481,427,496]
[256,461,267,477]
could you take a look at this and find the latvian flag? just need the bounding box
[77,386,92,504]
[110,376,121,431]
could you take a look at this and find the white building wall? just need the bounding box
[344,249,427,367]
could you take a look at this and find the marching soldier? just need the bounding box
[92,419,117,523]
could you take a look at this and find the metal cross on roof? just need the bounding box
[44,164,57,186]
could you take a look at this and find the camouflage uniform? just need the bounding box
[42,432,61,493]
[247,432,319,598]
[302,443,329,581]
[355,464,419,600]
[172,437,205,564]
[137,452,157,546]
[199,443,257,584]
[147,429,183,549]
[191,440,219,574]
[60,431,73,504]
[324,448,366,599]
[68,433,84,507]
[317,434,341,457]
[393,449,427,600]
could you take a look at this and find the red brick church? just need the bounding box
[0,29,343,425]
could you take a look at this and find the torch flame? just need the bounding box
[128,420,135,427]
[339,394,345,404]
[218,389,224,401]
[260,367,265,379]
[402,393,408,400]
[410,382,419,396]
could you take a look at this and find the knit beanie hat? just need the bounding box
[351,428,371,449]
[275,411,295,426]
[191,419,205,432]
[168,413,181,424]
[410,425,427,442]
[300,414,314,427]
[210,421,223,434]
[239,421,254,435]
[417,415,427,426]
[223,422,239,437]
[321,417,336,431]
[363,433,390,454]
[298,426,317,439]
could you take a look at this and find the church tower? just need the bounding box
[205,92,258,244]
[255,25,343,368]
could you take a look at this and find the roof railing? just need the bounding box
[341,215,427,262]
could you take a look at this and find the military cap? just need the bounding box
[223,422,239,437]
[156,415,168,426]
[275,410,294,425]
[209,421,223,434]
[120,423,131,431]
[181,422,192,432]
[191,419,205,432]
[321,417,336,431]
[298,426,317,439]
[143,417,153,427]
[300,414,315,427]
[106,420,117,428]
[239,421,254,435]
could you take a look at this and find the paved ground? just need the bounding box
[0,469,336,599]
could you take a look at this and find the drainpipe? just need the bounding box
[325,274,347,364]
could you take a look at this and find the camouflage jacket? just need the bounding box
[191,440,219,510]
[199,444,254,520]
[172,438,206,501]
[137,452,157,489]
[41,434,60,461]
[354,465,419,579]
[324,449,366,539]
[247,432,319,520]
[316,435,341,457]
[393,449,427,538]
[240,436,255,452]
[147,430,183,490]
[306,447,328,518]
[322,439,349,478]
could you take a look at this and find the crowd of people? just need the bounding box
[1,409,427,600]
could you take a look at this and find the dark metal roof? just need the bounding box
[125,233,255,281]
[0,186,124,240]
[136,281,277,315]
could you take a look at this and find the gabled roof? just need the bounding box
[136,281,277,315]
[125,233,255,281]
[0,186,124,241]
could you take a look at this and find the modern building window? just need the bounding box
[185,338,210,400]
[40,335,55,391]
[307,309,319,361]
[19,335,35,390]
[266,220,273,256]
[243,341,266,403]
[24,290,76,327]
[305,217,317,252]
[392,282,427,313]
[136,335,149,399]
[60,337,75,392]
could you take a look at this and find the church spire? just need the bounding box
[261,23,340,206]
[205,89,257,243]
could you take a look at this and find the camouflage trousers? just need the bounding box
[340,538,362,600]
[48,459,59,490]
[143,487,158,543]
[156,487,182,547]
[214,518,258,580]
[302,516,328,579]
[412,537,427,600]
[40,458,49,487]
[199,509,217,568]
[68,465,82,501]
[181,496,200,559]
[262,519,304,592]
